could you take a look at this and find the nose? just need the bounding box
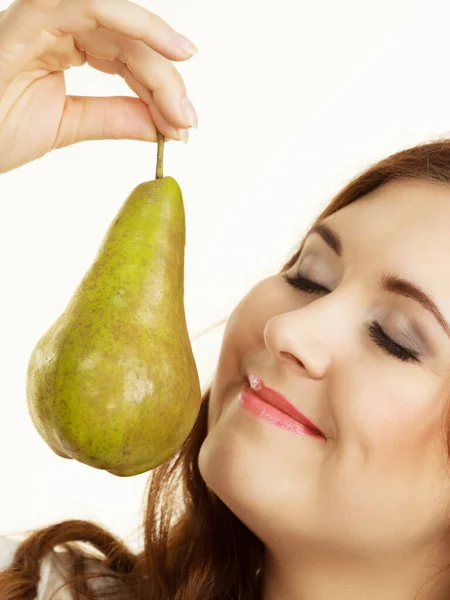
[263,310,331,380]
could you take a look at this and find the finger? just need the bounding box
[0,0,62,88]
[145,90,188,144]
[52,0,198,62]
[76,28,196,131]
[53,94,163,148]
[85,54,184,142]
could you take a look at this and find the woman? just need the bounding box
[1,1,450,600]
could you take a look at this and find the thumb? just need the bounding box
[53,95,176,148]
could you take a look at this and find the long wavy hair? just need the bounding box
[2,137,450,600]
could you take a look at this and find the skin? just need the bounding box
[198,179,450,600]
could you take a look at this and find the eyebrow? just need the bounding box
[309,223,450,339]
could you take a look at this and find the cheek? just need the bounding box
[208,277,287,428]
[343,367,446,473]
[207,301,260,431]
[214,278,284,380]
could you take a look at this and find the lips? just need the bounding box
[248,374,324,437]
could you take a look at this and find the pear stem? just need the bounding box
[156,130,164,179]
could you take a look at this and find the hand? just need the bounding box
[0,0,199,174]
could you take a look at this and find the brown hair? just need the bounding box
[2,137,450,600]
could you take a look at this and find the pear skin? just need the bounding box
[26,176,202,477]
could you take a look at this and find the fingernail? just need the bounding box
[179,129,189,144]
[181,96,198,129]
[172,32,198,55]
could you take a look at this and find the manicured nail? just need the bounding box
[172,31,198,55]
[181,96,198,129]
[179,129,189,144]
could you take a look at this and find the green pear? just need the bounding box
[26,133,202,477]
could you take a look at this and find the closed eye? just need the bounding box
[282,272,420,364]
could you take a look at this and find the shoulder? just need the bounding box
[0,539,78,600]
[38,548,120,600]
[38,548,75,600]
[0,536,118,600]
[0,535,70,599]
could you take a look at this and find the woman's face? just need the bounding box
[198,179,450,568]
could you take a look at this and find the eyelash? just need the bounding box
[282,273,420,364]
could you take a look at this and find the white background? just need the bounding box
[0,0,449,551]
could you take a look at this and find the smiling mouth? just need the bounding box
[246,374,325,437]
[238,375,325,440]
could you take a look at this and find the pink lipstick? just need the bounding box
[238,374,325,439]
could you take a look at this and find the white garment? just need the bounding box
[0,535,116,600]
[0,536,20,571]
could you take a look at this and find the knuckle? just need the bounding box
[145,10,165,30]
[167,63,184,87]
[85,0,104,18]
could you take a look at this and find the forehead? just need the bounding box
[318,180,450,315]
[325,179,450,257]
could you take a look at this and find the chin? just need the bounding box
[197,433,257,531]
[197,395,270,527]
[198,429,289,546]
